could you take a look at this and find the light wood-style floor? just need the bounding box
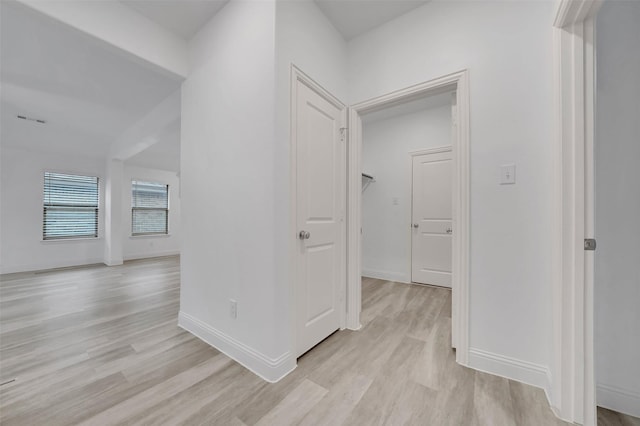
[1,256,637,425]
[598,408,640,426]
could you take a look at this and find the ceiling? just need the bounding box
[1,0,432,173]
[314,0,430,40]
[0,2,181,170]
[118,0,430,42]
[120,0,229,40]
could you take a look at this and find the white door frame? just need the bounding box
[551,1,601,424]
[290,65,348,358]
[346,70,470,364]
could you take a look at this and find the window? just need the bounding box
[131,180,169,236]
[43,172,99,240]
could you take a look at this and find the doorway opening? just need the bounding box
[360,93,454,288]
[346,71,470,363]
[553,1,639,423]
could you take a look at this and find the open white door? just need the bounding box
[411,149,453,288]
[592,1,640,419]
[294,76,346,357]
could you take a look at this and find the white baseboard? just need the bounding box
[468,348,550,390]
[0,258,105,275]
[124,250,180,261]
[178,311,296,383]
[362,268,410,283]
[543,370,574,423]
[0,251,180,274]
[597,383,640,418]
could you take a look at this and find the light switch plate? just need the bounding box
[500,164,516,185]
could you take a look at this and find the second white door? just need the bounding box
[411,149,453,287]
[295,78,346,357]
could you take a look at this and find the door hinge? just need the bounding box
[584,238,597,251]
[339,127,348,141]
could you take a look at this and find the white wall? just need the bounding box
[349,0,555,388]
[362,98,451,283]
[595,0,640,417]
[179,0,347,381]
[274,0,348,364]
[0,147,106,273]
[122,164,181,261]
[179,0,287,380]
[0,149,181,274]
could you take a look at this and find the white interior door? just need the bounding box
[411,150,453,287]
[593,3,640,417]
[295,79,345,357]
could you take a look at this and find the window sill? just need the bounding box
[41,237,102,243]
[129,234,171,239]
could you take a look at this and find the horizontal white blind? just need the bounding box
[43,172,99,240]
[131,180,168,235]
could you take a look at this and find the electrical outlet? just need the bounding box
[500,164,516,185]
[230,299,237,319]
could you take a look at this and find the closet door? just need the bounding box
[411,150,452,288]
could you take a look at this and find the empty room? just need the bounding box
[0,0,637,425]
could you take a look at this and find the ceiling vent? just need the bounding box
[17,115,46,124]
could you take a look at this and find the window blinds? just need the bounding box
[43,172,99,240]
[131,180,169,235]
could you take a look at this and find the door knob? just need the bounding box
[299,230,310,240]
[446,228,452,234]
[413,223,419,228]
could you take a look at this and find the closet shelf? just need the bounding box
[362,173,375,193]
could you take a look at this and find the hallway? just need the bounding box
[2,258,569,425]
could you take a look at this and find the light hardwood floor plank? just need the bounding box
[2,257,611,425]
[597,407,640,426]
[298,373,372,426]
[254,379,328,426]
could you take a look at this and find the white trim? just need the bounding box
[40,237,102,243]
[550,21,564,422]
[450,91,459,348]
[128,234,172,239]
[0,254,180,275]
[123,250,180,261]
[469,348,550,390]
[554,0,601,28]
[347,107,363,331]
[0,258,105,275]
[289,65,348,358]
[408,145,452,157]
[348,70,470,365]
[552,1,602,424]
[351,75,459,113]
[597,384,640,419]
[361,269,410,284]
[583,17,597,426]
[178,312,296,383]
